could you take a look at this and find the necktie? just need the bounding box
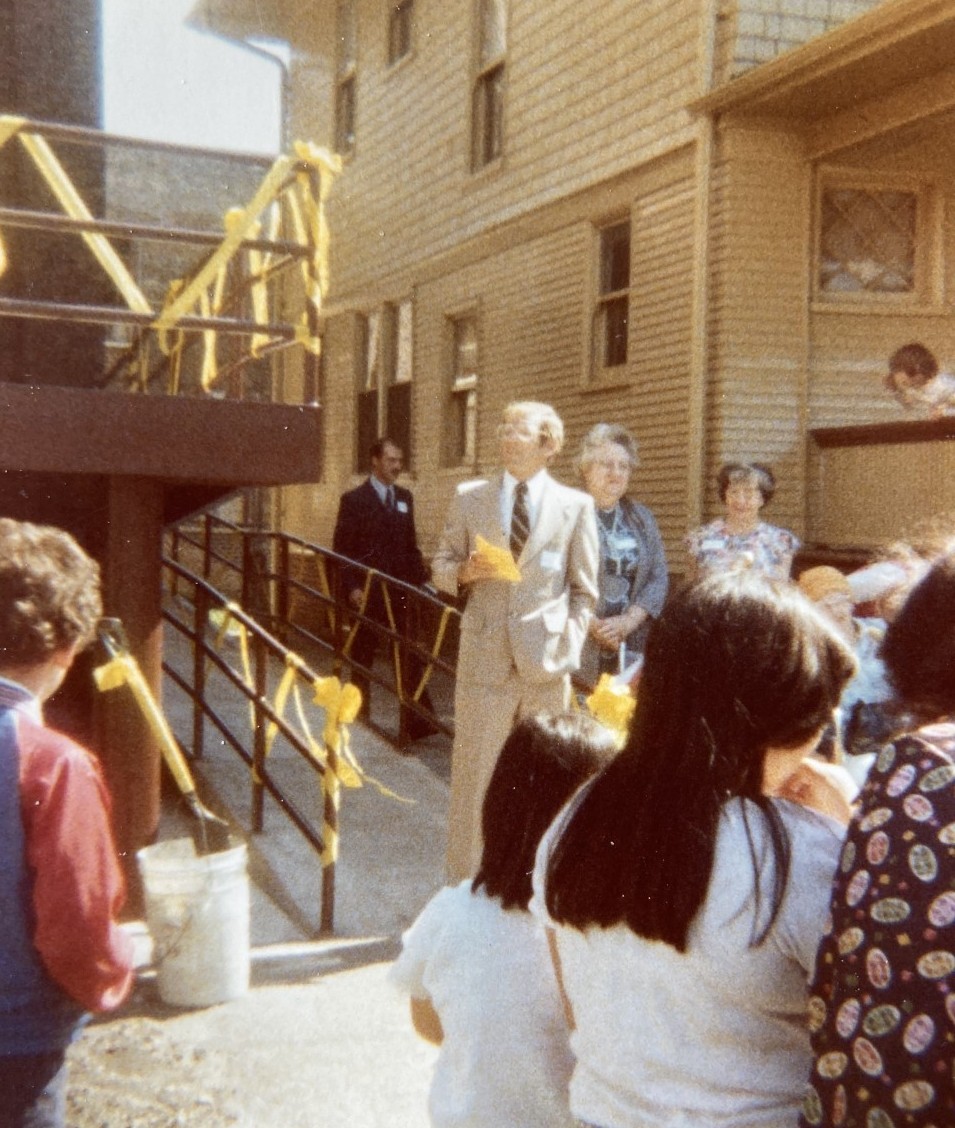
[510,481,530,558]
[385,486,395,511]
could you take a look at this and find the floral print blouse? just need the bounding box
[685,518,800,582]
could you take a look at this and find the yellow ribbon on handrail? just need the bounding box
[92,650,196,797]
[312,675,409,804]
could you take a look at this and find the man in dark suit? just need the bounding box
[332,438,438,741]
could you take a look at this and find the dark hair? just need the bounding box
[886,342,938,390]
[545,573,855,951]
[716,462,776,504]
[0,519,102,666]
[370,437,402,461]
[472,712,616,910]
[881,547,955,716]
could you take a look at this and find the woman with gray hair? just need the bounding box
[577,423,668,684]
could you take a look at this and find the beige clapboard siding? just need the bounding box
[702,121,810,535]
[305,149,698,565]
[323,0,699,301]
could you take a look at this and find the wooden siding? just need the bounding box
[704,122,811,551]
[298,0,701,302]
[283,149,698,569]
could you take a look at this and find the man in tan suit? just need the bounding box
[432,401,599,879]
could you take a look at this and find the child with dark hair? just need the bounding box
[0,519,133,1128]
[885,341,955,416]
[389,712,616,1127]
[532,572,857,1128]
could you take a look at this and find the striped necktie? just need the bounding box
[510,480,530,559]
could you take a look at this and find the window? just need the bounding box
[445,313,479,467]
[592,221,631,374]
[355,301,414,470]
[471,0,506,171]
[386,300,413,458]
[815,175,935,301]
[356,311,380,469]
[335,0,357,154]
[388,0,414,65]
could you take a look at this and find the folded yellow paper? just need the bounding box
[475,534,522,582]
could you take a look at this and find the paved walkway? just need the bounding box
[70,621,453,1127]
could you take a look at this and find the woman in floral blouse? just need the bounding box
[685,462,799,583]
[801,547,955,1128]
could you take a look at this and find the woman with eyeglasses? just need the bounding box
[576,423,668,685]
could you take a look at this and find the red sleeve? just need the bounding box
[18,718,134,1012]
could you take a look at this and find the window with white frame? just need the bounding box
[355,301,414,470]
[388,0,414,65]
[445,313,479,467]
[591,220,631,375]
[816,176,930,299]
[471,0,506,171]
[335,0,357,155]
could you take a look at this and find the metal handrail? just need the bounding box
[160,557,350,933]
[166,513,460,749]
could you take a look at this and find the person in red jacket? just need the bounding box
[0,518,133,1128]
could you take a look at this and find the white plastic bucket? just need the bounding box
[137,837,250,1008]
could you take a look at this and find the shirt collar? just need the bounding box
[503,468,547,506]
[0,677,42,722]
[369,475,391,504]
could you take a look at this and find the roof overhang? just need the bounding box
[186,0,286,42]
[690,0,955,159]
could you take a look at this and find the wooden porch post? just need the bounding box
[98,476,164,868]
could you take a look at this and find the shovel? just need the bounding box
[97,618,235,855]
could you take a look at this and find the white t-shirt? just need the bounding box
[531,796,845,1128]
[389,881,575,1128]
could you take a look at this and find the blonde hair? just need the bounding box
[503,401,565,454]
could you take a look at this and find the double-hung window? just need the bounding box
[471,0,507,171]
[355,300,414,469]
[445,312,479,467]
[335,0,357,155]
[591,220,631,377]
[388,0,414,65]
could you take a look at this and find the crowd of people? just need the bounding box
[5,338,953,1125]
[388,391,954,1127]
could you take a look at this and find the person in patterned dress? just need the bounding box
[801,547,955,1128]
[685,462,800,584]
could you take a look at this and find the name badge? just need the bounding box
[396,500,409,514]
[540,550,562,572]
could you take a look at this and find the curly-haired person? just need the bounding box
[0,519,133,1128]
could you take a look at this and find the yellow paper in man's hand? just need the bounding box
[474,535,522,582]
